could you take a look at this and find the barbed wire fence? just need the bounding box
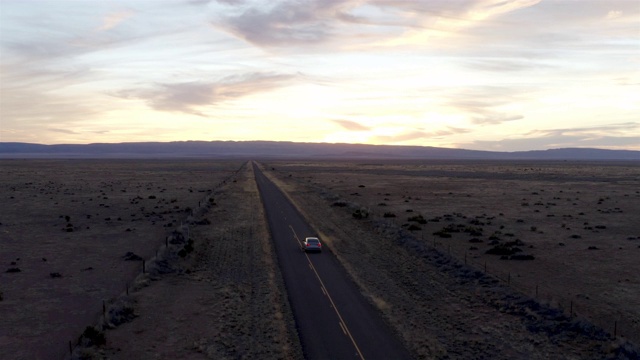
[67,162,248,359]
[381,211,640,347]
[307,181,640,348]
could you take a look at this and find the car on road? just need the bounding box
[303,237,322,252]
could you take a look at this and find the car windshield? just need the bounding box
[307,239,319,244]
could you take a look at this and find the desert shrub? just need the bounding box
[486,244,520,256]
[332,201,347,207]
[183,239,194,254]
[80,326,106,347]
[407,214,427,224]
[377,202,387,206]
[107,299,137,326]
[407,224,421,231]
[464,226,483,236]
[49,272,62,278]
[570,234,582,239]
[123,252,143,261]
[588,246,599,250]
[433,230,452,238]
[595,225,606,229]
[5,268,20,273]
[510,254,535,260]
[383,212,396,218]
[469,238,483,243]
[170,231,186,244]
[148,195,156,199]
[530,226,537,232]
[352,209,369,219]
[358,184,365,188]
[505,239,525,247]
[178,249,187,257]
[444,224,461,233]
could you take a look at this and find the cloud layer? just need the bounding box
[1,0,638,150]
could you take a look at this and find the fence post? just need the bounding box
[570,301,573,318]
[614,320,617,338]
[69,341,72,355]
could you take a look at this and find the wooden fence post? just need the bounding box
[570,301,573,318]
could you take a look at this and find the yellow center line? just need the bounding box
[289,225,365,360]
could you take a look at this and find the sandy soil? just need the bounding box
[88,162,302,359]
[0,159,245,359]
[2,158,639,360]
[261,159,640,359]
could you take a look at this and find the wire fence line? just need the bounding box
[67,164,246,359]
[280,171,640,351]
[386,216,640,347]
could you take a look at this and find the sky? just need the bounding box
[1,0,639,151]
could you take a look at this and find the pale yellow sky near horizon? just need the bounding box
[1,0,639,151]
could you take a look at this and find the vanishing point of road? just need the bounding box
[253,162,411,360]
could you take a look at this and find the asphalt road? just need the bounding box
[253,163,411,360]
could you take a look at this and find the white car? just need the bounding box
[303,237,322,252]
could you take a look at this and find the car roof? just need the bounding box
[305,237,319,241]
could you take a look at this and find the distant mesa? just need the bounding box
[0,141,639,160]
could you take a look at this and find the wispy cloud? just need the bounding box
[458,122,640,151]
[372,130,430,143]
[115,72,297,115]
[333,119,371,131]
[97,10,134,31]
[447,87,526,125]
[1,1,638,149]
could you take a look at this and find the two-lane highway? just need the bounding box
[253,163,411,360]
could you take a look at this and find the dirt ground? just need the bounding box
[2,158,639,360]
[261,159,640,359]
[89,161,302,359]
[0,159,249,359]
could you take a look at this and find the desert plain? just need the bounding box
[1,158,639,359]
